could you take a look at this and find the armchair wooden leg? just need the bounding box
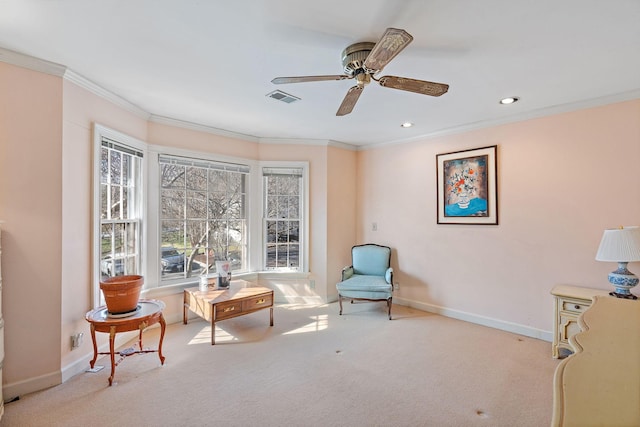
[388,297,392,320]
[338,294,343,315]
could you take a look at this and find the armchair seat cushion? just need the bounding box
[337,275,392,297]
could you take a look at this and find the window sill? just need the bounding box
[141,270,311,299]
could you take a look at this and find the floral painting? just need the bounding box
[436,146,498,225]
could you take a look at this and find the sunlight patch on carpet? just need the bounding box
[278,302,329,310]
[282,314,328,335]
[188,325,239,345]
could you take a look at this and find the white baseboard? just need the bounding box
[3,371,60,402]
[394,297,553,342]
[4,330,140,401]
[5,297,552,401]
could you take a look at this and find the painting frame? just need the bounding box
[436,145,498,225]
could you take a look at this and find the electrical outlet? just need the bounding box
[393,282,399,291]
[71,332,84,349]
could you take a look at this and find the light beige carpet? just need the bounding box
[2,302,559,426]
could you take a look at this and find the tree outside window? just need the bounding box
[263,168,302,270]
[159,156,248,282]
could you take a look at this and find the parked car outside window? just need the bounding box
[161,246,185,273]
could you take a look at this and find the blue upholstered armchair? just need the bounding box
[336,243,394,320]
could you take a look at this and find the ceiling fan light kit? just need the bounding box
[271,28,450,116]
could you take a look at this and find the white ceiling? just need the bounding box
[1,0,639,147]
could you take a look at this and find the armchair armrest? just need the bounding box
[341,265,354,281]
[385,267,393,284]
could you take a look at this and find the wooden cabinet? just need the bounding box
[551,285,609,358]
[552,296,640,426]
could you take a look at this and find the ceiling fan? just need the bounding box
[271,28,449,116]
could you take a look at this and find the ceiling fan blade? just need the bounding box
[336,86,363,116]
[377,76,449,96]
[271,75,351,84]
[363,28,413,73]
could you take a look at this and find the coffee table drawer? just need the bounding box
[215,300,242,320]
[242,293,273,311]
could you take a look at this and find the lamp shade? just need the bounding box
[595,226,640,262]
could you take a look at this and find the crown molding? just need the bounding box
[327,140,358,151]
[5,45,636,152]
[363,89,640,150]
[63,69,150,119]
[0,46,150,119]
[258,137,356,150]
[0,46,66,76]
[149,115,260,142]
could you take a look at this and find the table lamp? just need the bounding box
[595,225,640,299]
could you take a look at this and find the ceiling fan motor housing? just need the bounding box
[341,42,375,75]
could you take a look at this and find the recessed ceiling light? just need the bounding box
[500,97,520,105]
[400,122,413,128]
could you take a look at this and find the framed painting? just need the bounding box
[436,145,498,225]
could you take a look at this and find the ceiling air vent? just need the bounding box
[266,90,300,104]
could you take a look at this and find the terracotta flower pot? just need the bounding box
[100,275,144,314]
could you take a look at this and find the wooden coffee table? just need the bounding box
[183,286,274,345]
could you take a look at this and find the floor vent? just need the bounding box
[266,90,300,104]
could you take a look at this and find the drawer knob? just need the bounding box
[256,298,265,304]
[574,305,581,310]
[223,306,235,313]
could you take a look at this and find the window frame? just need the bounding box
[93,125,310,305]
[92,124,148,308]
[156,153,250,286]
[146,144,261,289]
[260,161,309,273]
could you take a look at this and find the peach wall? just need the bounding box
[0,63,64,392]
[326,146,357,301]
[60,80,149,379]
[357,100,640,334]
[147,121,259,159]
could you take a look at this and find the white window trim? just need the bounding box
[147,144,260,287]
[92,123,148,308]
[260,160,309,273]
[92,125,309,304]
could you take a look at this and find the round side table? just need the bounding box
[85,299,166,385]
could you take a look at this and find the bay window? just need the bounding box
[94,125,309,305]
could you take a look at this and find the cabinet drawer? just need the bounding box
[215,301,243,320]
[561,299,590,314]
[242,293,273,311]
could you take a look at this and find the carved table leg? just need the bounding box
[108,325,116,386]
[138,320,146,351]
[270,307,274,326]
[89,323,98,368]
[158,314,166,365]
[211,318,216,345]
